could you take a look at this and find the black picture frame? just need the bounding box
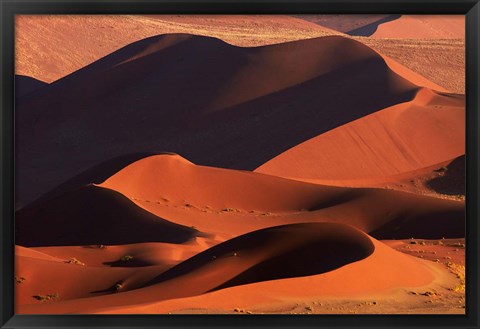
[1,1,478,328]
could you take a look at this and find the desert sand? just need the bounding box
[15,15,465,314]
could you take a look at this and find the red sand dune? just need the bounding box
[255,88,464,183]
[98,154,464,240]
[17,223,439,314]
[17,34,447,207]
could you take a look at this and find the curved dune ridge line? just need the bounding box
[369,15,465,39]
[255,88,464,182]
[17,223,437,314]
[98,154,464,240]
[15,15,340,83]
[15,185,201,247]
[17,34,444,207]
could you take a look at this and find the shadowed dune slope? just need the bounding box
[99,154,464,239]
[93,237,437,315]
[16,34,424,206]
[15,185,200,247]
[25,152,160,209]
[15,75,48,98]
[146,223,374,290]
[255,89,464,182]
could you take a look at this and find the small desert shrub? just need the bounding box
[433,166,448,172]
[33,293,59,302]
[120,255,134,262]
[222,208,239,212]
[15,276,26,284]
[65,258,85,266]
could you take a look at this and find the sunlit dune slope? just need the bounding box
[98,154,464,240]
[255,88,464,182]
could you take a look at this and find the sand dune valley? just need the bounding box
[14,15,465,314]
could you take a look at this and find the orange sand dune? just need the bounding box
[17,223,439,314]
[16,185,200,247]
[369,15,465,39]
[16,15,339,83]
[17,34,432,207]
[99,154,464,240]
[255,88,464,183]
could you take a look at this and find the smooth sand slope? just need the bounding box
[15,15,339,83]
[255,88,464,184]
[16,34,448,207]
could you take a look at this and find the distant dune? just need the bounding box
[15,15,339,83]
[367,15,465,39]
[292,15,465,93]
[294,15,464,39]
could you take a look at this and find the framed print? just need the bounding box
[1,0,479,328]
